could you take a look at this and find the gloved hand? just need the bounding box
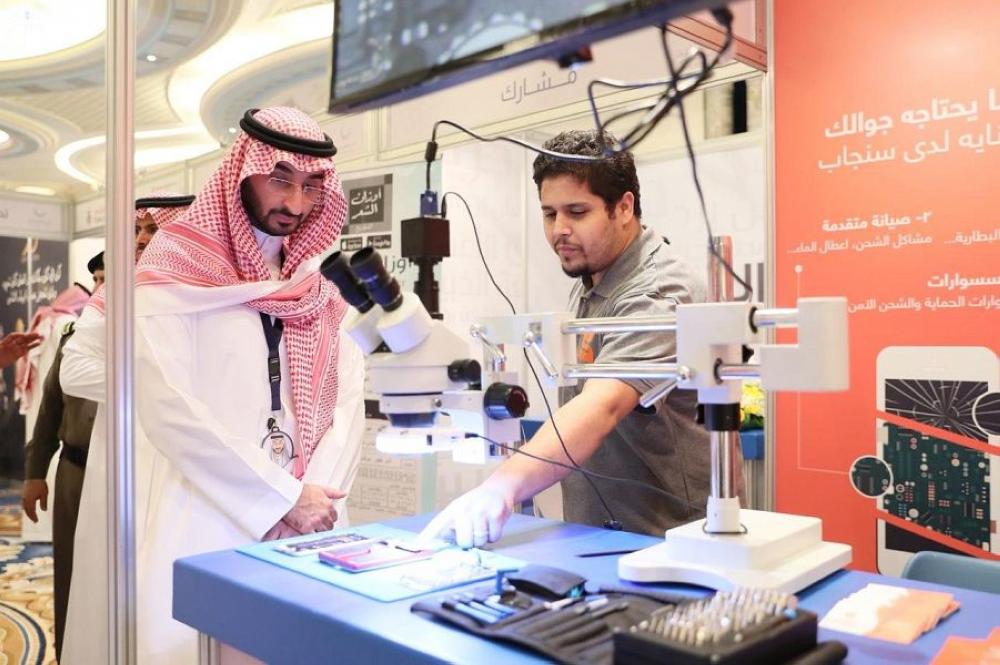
[418,483,514,549]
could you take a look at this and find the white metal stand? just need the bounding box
[618,509,852,593]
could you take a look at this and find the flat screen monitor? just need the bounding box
[329,0,720,113]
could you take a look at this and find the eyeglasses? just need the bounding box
[266,176,325,204]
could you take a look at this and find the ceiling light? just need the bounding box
[228,127,237,133]
[145,53,158,62]
[134,143,218,170]
[55,126,218,187]
[168,4,334,127]
[14,185,57,197]
[0,128,9,146]
[0,1,105,62]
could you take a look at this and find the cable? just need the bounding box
[426,17,749,298]
[519,352,621,527]
[443,190,621,528]
[427,12,744,525]
[660,22,753,298]
[432,120,610,163]
[441,192,516,315]
[469,434,704,514]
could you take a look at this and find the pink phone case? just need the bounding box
[318,541,437,572]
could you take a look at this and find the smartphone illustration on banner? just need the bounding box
[874,346,999,576]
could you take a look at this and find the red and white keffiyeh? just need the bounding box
[136,107,348,478]
[14,282,91,413]
[87,191,191,316]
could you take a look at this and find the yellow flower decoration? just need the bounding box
[740,381,765,429]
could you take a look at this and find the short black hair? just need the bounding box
[531,130,641,219]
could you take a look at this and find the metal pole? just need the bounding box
[763,0,777,513]
[709,431,741,499]
[707,236,742,505]
[562,314,677,335]
[106,0,136,662]
[25,239,33,324]
[564,363,679,381]
[752,308,797,328]
[716,364,762,380]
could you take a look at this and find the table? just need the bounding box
[175,514,999,664]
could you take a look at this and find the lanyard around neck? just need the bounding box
[259,312,284,413]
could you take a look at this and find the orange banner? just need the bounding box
[773,0,1000,574]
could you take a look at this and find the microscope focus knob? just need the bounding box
[484,383,529,420]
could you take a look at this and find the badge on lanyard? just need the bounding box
[261,417,296,470]
[259,312,296,470]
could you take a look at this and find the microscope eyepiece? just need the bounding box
[320,251,374,313]
[350,247,403,312]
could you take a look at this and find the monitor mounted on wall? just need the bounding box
[329,0,721,113]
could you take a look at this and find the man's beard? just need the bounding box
[561,265,591,279]
[240,184,301,236]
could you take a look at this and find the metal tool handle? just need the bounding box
[470,325,507,371]
[523,329,558,379]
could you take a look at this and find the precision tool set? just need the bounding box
[614,588,847,664]
[412,566,847,664]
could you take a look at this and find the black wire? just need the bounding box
[432,120,610,162]
[660,24,753,298]
[425,16,745,524]
[470,434,703,514]
[519,348,620,526]
[441,192,516,316]
[443,190,620,527]
[597,39,707,150]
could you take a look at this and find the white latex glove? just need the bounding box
[418,484,514,549]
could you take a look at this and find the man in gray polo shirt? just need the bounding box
[423,130,729,546]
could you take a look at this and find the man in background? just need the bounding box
[21,252,103,660]
[423,130,725,547]
[60,195,193,665]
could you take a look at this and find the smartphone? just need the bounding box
[318,539,446,572]
[875,346,999,576]
[274,532,375,557]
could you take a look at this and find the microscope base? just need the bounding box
[618,509,851,593]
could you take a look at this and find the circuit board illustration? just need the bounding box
[881,423,992,550]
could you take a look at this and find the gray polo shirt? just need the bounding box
[558,226,712,536]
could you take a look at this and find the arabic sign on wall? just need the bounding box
[0,237,69,479]
[773,0,1000,574]
[74,196,105,234]
[343,174,393,236]
[0,196,64,237]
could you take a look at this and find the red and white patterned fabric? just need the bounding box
[135,107,348,478]
[136,196,191,229]
[87,191,191,316]
[14,282,91,412]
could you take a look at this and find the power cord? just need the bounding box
[442,190,622,530]
[441,192,516,314]
[426,7,749,300]
[429,9,745,526]
[659,17,753,297]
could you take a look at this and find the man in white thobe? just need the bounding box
[66,107,365,664]
[59,194,195,664]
